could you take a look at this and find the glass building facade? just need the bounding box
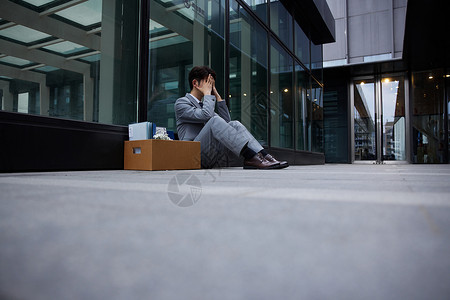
[145,0,325,153]
[322,0,450,164]
[0,0,139,125]
[0,0,334,171]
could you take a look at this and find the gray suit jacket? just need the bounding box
[175,93,231,141]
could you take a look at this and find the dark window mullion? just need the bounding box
[225,0,230,108]
[138,0,150,122]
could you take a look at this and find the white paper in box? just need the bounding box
[128,122,156,141]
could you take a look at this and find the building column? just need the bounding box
[39,83,50,116]
[0,81,13,111]
[193,19,207,67]
[84,72,94,122]
[98,0,118,124]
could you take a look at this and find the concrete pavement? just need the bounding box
[0,164,449,300]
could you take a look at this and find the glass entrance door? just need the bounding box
[353,75,407,163]
[381,76,406,161]
[354,79,377,161]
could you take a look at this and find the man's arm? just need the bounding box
[175,95,216,123]
[212,81,231,123]
[216,100,231,123]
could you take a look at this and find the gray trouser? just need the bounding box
[194,116,264,168]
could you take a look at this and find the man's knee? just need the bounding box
[208,115,225,125]
[203,116,227,134]
[229,120,244,129]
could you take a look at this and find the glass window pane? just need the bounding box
[295,23,310,69]
[22,0,56,7]
[295,63,307,150]
[270,0,293,49]
[381,76,406,160]
[270,38,293,149]
[79,53,100,62]
[35,66,59,72]
[148,0,226,133]
[311,79,323,152]
[412,69,446,163]
[0,0,140,125]
[43,41,88,55]
[0,25,51,43]
[18,92,30,113]
[55,0,102,27]
[242,0,267,22]
[354,79,377,160]
[229,0,268,146]
[323,78,350,163]
[0,56,33,66]
[311,42,322,83]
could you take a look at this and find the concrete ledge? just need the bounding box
[0,111,128,172]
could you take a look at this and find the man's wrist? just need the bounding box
[213,92,223,101]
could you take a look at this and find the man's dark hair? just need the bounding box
[189,66,216,90]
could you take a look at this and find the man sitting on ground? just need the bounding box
[175,66,288,169]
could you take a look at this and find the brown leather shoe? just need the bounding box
[243,153,280,169]
[264,154,289,169]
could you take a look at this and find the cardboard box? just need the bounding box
[128,122,156,141]
[124,139,201,171]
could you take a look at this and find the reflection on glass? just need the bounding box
[270,38,293,149]
[0,0,140,125]
[35,66,59,72]
[18,93,30,113]
[381,76,406,160]
[229,0,268,145]
[295,64,307,150]
[0,25,51,43]
[148,0,226,132]
[55,0,102,27]
[295,23,310,69]
[412,69,446,163]
[43,41,88,55]
[270,0,293,49]
[22,0,56,7]
[0,79,40,115]
[311,79,323,152]
[0,56,33,66]
[311,42,322,83]
[354,80,376,160]
[79,53,100,62]
[242,0,267,22]
[50,82,84,120]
